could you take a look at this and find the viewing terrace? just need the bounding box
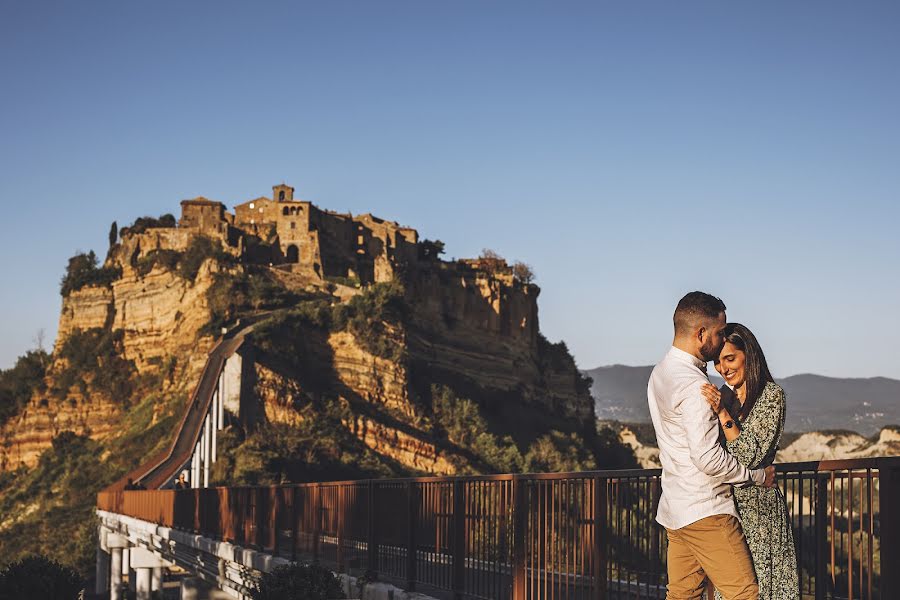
[97,456,899,599]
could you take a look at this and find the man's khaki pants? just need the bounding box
[665,514,758,600]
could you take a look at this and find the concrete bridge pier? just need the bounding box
[105,532,130,600]
[130,547,175,600]
[95,541,109,594]
[152,566,164,593]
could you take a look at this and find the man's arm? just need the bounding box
[681,381,767,486]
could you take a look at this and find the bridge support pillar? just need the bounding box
[106,532,130,600]
[152,566,163,592]
[135,567,152,600]
[130,546,174,600]
[95,540,110,594]
[109,548,124,600]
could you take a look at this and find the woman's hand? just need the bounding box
[701,383,725,415]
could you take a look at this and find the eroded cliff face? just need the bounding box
[3,220,596,477]
[1,231,221,470]
[406,265,595,428]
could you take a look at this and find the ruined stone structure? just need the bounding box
[180,183,418,284]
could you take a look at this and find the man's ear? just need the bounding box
[697,326,707,343]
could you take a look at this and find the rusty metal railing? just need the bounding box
[97,456,900,599]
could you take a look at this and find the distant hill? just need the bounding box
[584,365,900,435]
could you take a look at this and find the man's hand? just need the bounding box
[701,383,725,415]
[763,465,776,488]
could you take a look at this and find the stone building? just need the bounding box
[179,184,419,283]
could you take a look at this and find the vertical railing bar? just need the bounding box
[866,469,873,600]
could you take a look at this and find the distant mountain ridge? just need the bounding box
[584,365,900,435]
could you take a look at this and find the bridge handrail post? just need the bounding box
[406,480,418,590]
[511,476,527,600]
[366,481,378,576]
[452,479,466,600]
[291,487,299,561]
[337,485,345,572]
[313,483,321,563]
[270,485,280,554]
[879,459,900,595]
[814,472,829,600]
[593,475,608,600]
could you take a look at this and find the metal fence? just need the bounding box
[97,456,900,599]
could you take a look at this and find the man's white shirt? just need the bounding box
[648,346,766,530]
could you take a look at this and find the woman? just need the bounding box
[700,323,798,600]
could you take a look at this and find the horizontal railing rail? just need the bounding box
[98,456,900,600]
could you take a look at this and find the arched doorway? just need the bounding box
[286,244,299,263]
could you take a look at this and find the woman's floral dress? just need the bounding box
[714,381,799,600]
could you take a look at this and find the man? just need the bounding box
[648,291,776,600]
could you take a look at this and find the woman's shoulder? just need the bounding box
[763,381,785,401]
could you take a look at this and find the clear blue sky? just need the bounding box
[2,2,899,379]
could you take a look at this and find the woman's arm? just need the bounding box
[726,384,785,468]
[701,384,741,441]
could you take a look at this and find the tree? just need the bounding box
[0,555,83,600]
[512,261,535,284]
[108,221,118,248]
[479,248,503,261]
[418,239,445,260]
[250,563,345,600]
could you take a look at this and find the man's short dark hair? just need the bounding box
[674,291,726,335]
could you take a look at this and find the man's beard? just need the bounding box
[699,338,722,362]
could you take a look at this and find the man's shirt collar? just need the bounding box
[668,346,708,372]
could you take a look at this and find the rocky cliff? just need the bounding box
[2,205,600,477]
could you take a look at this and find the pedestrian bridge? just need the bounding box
[96,456,899,599]
[93,332,900,599]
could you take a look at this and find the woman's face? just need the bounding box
[714,341,746,388]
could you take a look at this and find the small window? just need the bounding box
[279,190,285,201]
[259,207,264,213]
[249,202,255,209]
[283,207,289,216]
[290,222,296,229]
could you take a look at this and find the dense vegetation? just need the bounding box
[250,281,408,365]
[53,327,135,402]
[0,340,185,577]
[0,349,48,426]
[430,384,612,474]
[0,555,84,600]
[135,235,235,280]
[211,405,405,486]
[251,563,345,600]
[120,213,176,235]
[59,250,121,297]
[0,432,112,575]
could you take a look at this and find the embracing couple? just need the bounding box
[648,291,798,600]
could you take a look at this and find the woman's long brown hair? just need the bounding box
[720,322,775,422]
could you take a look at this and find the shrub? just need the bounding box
[332,281,408,362]
[134,248,181,277]
[512,261,535,284]
[0,555,83,600]
[523,430,597,473]
[53,328,135,401]
[204,269,301,335]
[251,563,345,600]
[121,213,176,235]
[178,235,233,281]
[0,349,48,426]
[431,384,524,473]
[418,239,445,260]
[59,251,121,296]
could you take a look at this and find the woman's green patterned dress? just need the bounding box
[714,381,799,600]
